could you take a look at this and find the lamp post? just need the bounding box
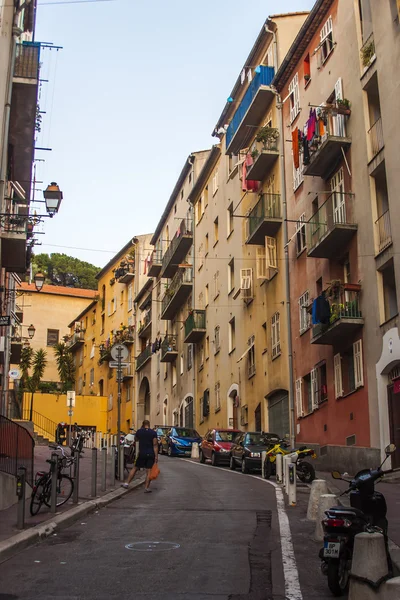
[34,272,45,292]
[27,324,35,339]
[43,182,63,217]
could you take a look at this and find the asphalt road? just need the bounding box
[0,456,334,600]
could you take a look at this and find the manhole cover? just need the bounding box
[125,541,180,552]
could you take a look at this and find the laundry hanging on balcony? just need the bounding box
[292,128,300,169]
[312,295,331,325]
[242,153,259,192]
[151,338,162,353]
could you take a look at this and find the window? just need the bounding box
[320,16,334,63]
[255,238,277,281]
[198,291,204,309]
[90,368,94,387]
[180,353,184,376]
[214,326,220,353]
[289,73,300,123]
[293,152,304,191]
[296,213,306,254]
[299,291,310,334]
[227,154,239,177]
[241,405,249,426]
[212,169,219,195]
[205,336,209,360]
[205,284,209,307]
[213,271,220,299]
[215,382,221,412]
[204,186,209,207]
[240,268,253,301]
[203,388,210,418]
[198,243,204,271]
[229,318,235,353]
[79,348,83,366]
[101,314,105,335]
[304,53,311,84]
[187,344,193,370]
[214,217,219,245]
[205,233,209,255]
[227,203,234,237]
[128,284,133,311]
[295,378,304,418]
[271,312,281,359]
[199,344,205,368]
[196,195,204,224]
[334,340,364,398]
[381,260,398,322]
[78,376,83,395]
[228,259,235,293]
[247,335,255,378]
[172,364,177,387]
[47,329,59,347]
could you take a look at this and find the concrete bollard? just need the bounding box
[381,577,400,600]
[276,453,283,484]
[307,479,329,521]
[191,442,199,459]
[314,493,337,541]
[283,455,291,492]
[349,532,390,600]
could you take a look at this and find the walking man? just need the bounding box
[121,420,158,493]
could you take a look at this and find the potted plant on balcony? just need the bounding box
[327,279,343,300]
[361,40,375,68]
[255,126,279,151]
[251,148,259,161]
[336,98,351,116]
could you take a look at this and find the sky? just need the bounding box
[33,0,314,269]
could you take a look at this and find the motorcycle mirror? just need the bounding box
[331,471,342,480]
[385,443,396,455]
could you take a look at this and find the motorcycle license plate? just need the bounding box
[324,541,340,558]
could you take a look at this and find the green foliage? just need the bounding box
[25,349,47,394]
[38,381,60,394]
[54,342,75,392]
[32,253,100,290]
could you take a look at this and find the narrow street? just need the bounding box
[0,457,334,600]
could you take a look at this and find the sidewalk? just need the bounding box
[0,445,141,544]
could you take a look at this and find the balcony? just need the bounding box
[375,210,392,254]
[245,135,279,182]
[245,194,282,245]
[138,310,152,339]
[114,326,134,345]
[136,345,152,371]
[225,66,275,154]
[311,285,364,345]
[184,310,206,343]
[148,250,162,277]
[66,331,85,352]
[115,263,135,284]
[360,33,376,72]
[160,218,193,279]
[1,214,27,273]
[99,342,112,364]
[303,116,351,178]
[14,43,40,81]
[122,363,135,380]
[306,192,357,259]
[368,117,384,161]
[161,268,193,320]
[161,335,178,363]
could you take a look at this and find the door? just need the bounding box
[388,385,400,469]
[267,391,290,439]
[185,397,194,428]
[330,168,345,224]
[255,403,262,432]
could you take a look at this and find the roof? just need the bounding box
[95,237,138,280]
[188,145,221,205]
[272,0,333,92]
[134,278,153,305]
[269,11,310,18]
[18,282,98,299]
[68,299,98,328]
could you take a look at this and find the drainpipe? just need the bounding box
[187,155,196,428]
[266,23,296,449]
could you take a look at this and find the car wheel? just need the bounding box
[241,459,249,474]
[199,449,205,464]
[167,446,173,457]
[229,455,236,470]
[211,452,219,467]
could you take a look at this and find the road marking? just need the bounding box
[181,459,303,600]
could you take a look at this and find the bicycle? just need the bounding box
[30,446,74,516]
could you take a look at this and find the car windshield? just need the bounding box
[174,428,199,438]
[157,428,167,435]
[215,431,240,442]
[245,433,279,446]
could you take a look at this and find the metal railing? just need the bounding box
[0,214,27,234]
[375,210,392,253]
[162,217,193,271]
[360,33,375,69]
[226,66,275,148]
[66,331,85,348]
[0,415,34,486]
[161,335,178,359]
[306,192,356,248]
[184,310,206,339]
[246,194,281,239]
[138,310,152,333]
[149,249,162,270]
[22,409,58,442]
[161,268,193,314]
[368,117,384,158]
[312,286,362,338]
[136,345,152,370]
[14,43,40,80]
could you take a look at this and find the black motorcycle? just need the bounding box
[319,443,396,597]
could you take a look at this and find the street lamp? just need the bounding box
[27,324,35,339]
[34,272,45,291]
[43,182,63,217]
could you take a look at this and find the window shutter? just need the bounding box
[240,268,253,299]
[353,340,364,388]
[311,368,319,410]
[334,353,343,398]
[256,246,267,279]
[296,378,304,417]
[266,236,277,271]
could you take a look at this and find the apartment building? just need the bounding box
[271,0,400,471]
[136,152,209,429]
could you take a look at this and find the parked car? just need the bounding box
[160,427,202,457]
[230,431,280,473]
[154,425,172,452]
[200,429,242,466]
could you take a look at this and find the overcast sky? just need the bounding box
[34,0,313,268]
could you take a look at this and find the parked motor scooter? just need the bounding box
[319,443,396,597]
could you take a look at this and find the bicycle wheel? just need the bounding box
[44,474,74,507]
[30,476,48,516]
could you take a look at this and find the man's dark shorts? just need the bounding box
[135,453,155,469]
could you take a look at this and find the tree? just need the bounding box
[54,342,75,393]
[18,348,47,421]
[32,253,100,290]
[15,346,34,417]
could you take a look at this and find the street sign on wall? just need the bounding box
[0,315,11,327]
[67,390,76,408]
[109,361,129,368]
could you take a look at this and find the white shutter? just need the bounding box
[240,268,253,299]
[311,368,319,410]
[334,353,343,398]
[266,236,278,270]
[296,378,304,417]
[334,77,345,136]
[256,246,267,279]
[353,340,364,388]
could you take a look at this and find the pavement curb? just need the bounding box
[0,477,145,565]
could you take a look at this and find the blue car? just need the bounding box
[160,427,202,457]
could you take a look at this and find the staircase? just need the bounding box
[21,410,58,445]
[32,431,51,446]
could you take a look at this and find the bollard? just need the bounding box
[288,462,296,506]
[50,452,59,513]
[314,493,337,541]
[191,442,199,459]
[72,452,80,504]
[111,445,116,487]
[307,479,329,521]
[381,576,400,600]
[91,447,97,497]
[119,443,125,482]
[101,447,107,491]
[283,455,291,492]
[349,532,390,600]
[16,466,26,529]
[276,453,283,484]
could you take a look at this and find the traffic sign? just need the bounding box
[9,368,21,379]
[110,343,129,361]
[109,361,129,368]
[67,391,76,407]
